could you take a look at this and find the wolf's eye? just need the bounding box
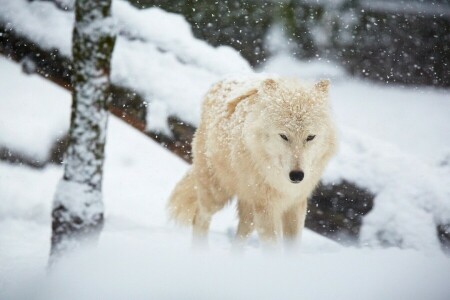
[279,134,289,142]
[306,135,316,142]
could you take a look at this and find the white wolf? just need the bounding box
[168,77,337,247]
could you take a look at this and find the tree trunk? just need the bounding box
[50,0,116,260]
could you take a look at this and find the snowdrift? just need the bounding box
[1,0,449,257]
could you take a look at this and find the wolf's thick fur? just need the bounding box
[168,77,337,246]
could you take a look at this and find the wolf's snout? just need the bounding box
[289,170,304,183]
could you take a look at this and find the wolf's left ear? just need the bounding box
[262,78,278,92]
[314,80,330,95]
[227,88,258,116]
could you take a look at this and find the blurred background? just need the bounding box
[133,0,450,87]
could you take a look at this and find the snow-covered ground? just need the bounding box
[1,54,450,299]
[1,0,450,298]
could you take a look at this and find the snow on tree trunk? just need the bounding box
[50,0,116,260]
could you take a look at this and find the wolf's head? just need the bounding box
[231,78,337,186]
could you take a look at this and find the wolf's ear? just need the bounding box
[227,88,258,116]
[314,80,330,95]
[262,78,278,92]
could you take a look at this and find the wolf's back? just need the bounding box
[167,169,198,226]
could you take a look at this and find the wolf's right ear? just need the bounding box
[262,78,278,92]
[227,88,258,116]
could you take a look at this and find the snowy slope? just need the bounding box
[0,57,70,162]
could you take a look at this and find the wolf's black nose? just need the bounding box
[289,170,304,183]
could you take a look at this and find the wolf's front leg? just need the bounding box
[282,200,307,249]
[233,201,255,250]
[254,203,282,247]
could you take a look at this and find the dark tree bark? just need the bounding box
[50,0,116,261]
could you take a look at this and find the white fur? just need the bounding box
[168,77,337,247]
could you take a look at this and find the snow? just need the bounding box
[324,128,450,252]
[0,0,73,55]
[0,57,70,163]
[0,162,60,223]
[1,2,450,298]
[1,117,449,300]
[113,1,248,76]
[2,55,449,299]
[5,240,450,300]
[53,180,103,223]
[0,97,342,300]
[111,1,251,132]
[1,18,450,254]
[0,0,251,134]
[330,81,450,162]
